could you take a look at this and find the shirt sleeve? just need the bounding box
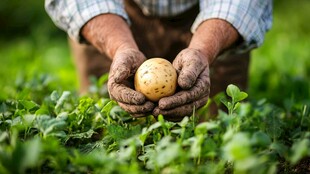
[45,0,129,42]
[192,0,273,51]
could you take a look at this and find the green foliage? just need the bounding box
[249,0,310,104]
[1,81,309,173]
[221,84,248,116]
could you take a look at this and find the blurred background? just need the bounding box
[0,0,309,106]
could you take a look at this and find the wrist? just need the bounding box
[81,14,138,58]
[189,19,240,64]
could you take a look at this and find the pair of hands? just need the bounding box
[82,14,239,121]
[108,48,210,121]
[81,14,208,121]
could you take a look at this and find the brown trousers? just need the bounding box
[69,0,250,116]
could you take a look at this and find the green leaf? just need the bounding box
[206,121,220,130]
[265,109,283,141]
[22,114,36,126]
[7,138,42,174]
[290,139,310,164]
[148,122,162,132]
[195,122,208,135]
[269,142,289,158]
[107,124,140,143]
[97,73,109,86]
[118,137,139,161]
[19,100,38,110]
[190,134,204,158]
[179,116,189,127]
[11,116,23,127]
[34,115,67,138]
[203,138,217,157]
[223,132,252,161]
[234,156,261,171]
[139,128,149,145]
[170,128,182,134]
[55,91,71,111]
[110,105,129,119]
[20,138,42,168]
[226,84,248,103]
[226,84,240,99]
[0,131,9,143]
[220,96,229,108]
[0,102,7,113]
[35,104,50,115]
[157,115,164,122]
[235,92,248,102]
[67,129,95,140]
[233,102,241,111]
[155,137,181,167]
[101,100,114,115]
[96,98,111,109]
[140,145,156,169]
[50,90,59,103]
[250,131,271,147]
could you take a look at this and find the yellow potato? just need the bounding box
[134,58,177,102]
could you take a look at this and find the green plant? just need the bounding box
[1,78,309,173]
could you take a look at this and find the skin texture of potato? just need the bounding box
[134,58,177,102]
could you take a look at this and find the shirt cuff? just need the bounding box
[45,0,130,42]
[191,0,272,52]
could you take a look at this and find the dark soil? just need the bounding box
[278,157,310,174]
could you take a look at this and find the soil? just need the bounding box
[278,157,310,174]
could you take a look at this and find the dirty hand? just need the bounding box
[108,49,155,117]
[81,14,155,117]
[152,19,240,121]
[153,48,210,121]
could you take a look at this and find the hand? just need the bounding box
[108,49,155,117]
[153,19,240,121]
[153,48,210,121]
[82,14,154,117]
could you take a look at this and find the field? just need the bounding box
[0,1,310,173]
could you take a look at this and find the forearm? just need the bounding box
[189,19,240,64]
[81,14,138,59]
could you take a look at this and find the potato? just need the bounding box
[134,58,177,102]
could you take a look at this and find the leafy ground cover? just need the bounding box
[0,78,309,173]
[0,0,310,173]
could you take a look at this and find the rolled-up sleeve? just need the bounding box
[45,0,129,42]
[192,0,273,50]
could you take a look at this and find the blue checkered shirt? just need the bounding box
[45,0,272,50]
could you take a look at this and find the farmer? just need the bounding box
[45,0,272,121]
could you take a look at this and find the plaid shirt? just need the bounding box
[45,0,272,50]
